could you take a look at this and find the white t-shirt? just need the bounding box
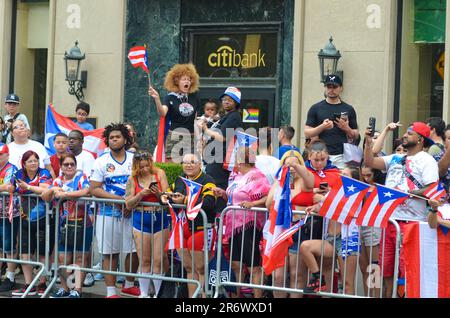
[255,155,280,185]
[383,151,439,221]
[76,150,95,177]
[8,140,50,169]
[90,151,134,216]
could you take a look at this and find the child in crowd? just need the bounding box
[3,94,30,144]
[196,99,221,158]
[49,133,69,176]
[74,102,94,131]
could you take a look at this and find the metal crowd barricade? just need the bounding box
[42,197,211,298]
[213,206,402,298]
[0,193,53,298]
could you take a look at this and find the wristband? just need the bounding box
[429,207,438,214]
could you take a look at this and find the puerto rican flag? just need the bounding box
[319,175,370,225]
[44,104,106,157]
[223,131,258,172]
[180,177,203,221]
[403,221,450,298]
[165,203,187,251]
[423,181,446,201]
[263,166,305,275]
[127,46,149,73]
[356,184,409,228]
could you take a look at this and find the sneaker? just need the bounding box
[0,279,15,292]
[37,283,47,296]
[12,285,37,297]
[139,294,150,298]
[304,275,327,293]
[50,288,71,298]
[94,273,104,281]
[121,286,140,297]
[83,273,95,287]
[105,294,121,298]
[93,263,102,270]
[68,290,81,298]
[117,276,125,284]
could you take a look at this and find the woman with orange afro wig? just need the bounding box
[148,63,201,162]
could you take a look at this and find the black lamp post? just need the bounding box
[64,41,87,101]
[318,36,341,83]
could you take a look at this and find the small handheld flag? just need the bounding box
[128,46,149,73]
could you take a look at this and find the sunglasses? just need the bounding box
[62,162,76,167]
[134,152,151,160]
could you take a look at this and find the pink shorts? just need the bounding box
[379,221,406,278]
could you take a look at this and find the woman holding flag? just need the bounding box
[160,153,217,298]
[125,150,170,298]
[148,63,201,162]
[265,150,315,298]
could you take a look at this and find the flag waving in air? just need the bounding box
[356,184,409,228]
[319,175,370,225]
[263,166,306,275]
[127,46,149,73]
[180,177,203,221]
[403,221,450,298]
[423,181,446,201]
[44,104,106,157]
[224,131,258,172]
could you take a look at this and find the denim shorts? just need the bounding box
[132,210,170,234]
[326,233,360,259]
[58,224,93,253]
[0,217,20,254]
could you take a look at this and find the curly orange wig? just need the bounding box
[164,63,200,93]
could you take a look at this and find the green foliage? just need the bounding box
[154,162,183,185]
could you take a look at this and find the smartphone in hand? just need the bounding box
[319,182,328,190]
[148,181,158,189]
[369,117,376,137]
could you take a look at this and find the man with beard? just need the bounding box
[90,123,139,298]
[363,122,439,298]
[304,75,359,169]
[68,130,95,177]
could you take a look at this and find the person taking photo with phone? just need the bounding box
[304,75,359,170]
[125,150,170,298]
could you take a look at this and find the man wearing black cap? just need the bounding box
[304,75,359,169]
[3,94,30,144]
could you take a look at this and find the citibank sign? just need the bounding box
[207,46,266,68]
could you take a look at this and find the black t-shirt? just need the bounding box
[205,110,242,189]
[163,92,201,134]
[306,99,358,155]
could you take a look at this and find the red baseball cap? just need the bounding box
[0,143,9,154]
[409,122,434,146]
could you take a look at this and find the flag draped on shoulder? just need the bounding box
[356,184,409,228]
[403,221,450,298]
[165,202,187,251]
[423,181,446,201]
[319,175,370,225]
[224,131,258,172]
[127,46,149,73]
[180,177,203,221]
[44,104,106,157]
[263,166,305,275]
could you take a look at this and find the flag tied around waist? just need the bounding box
[127,46,149,73]
[44,104,106,157]
[180,176,203,221]
[263,166,307,275]
[224,131,258,172]
[319,175,370,225]
[403,221,450,298]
